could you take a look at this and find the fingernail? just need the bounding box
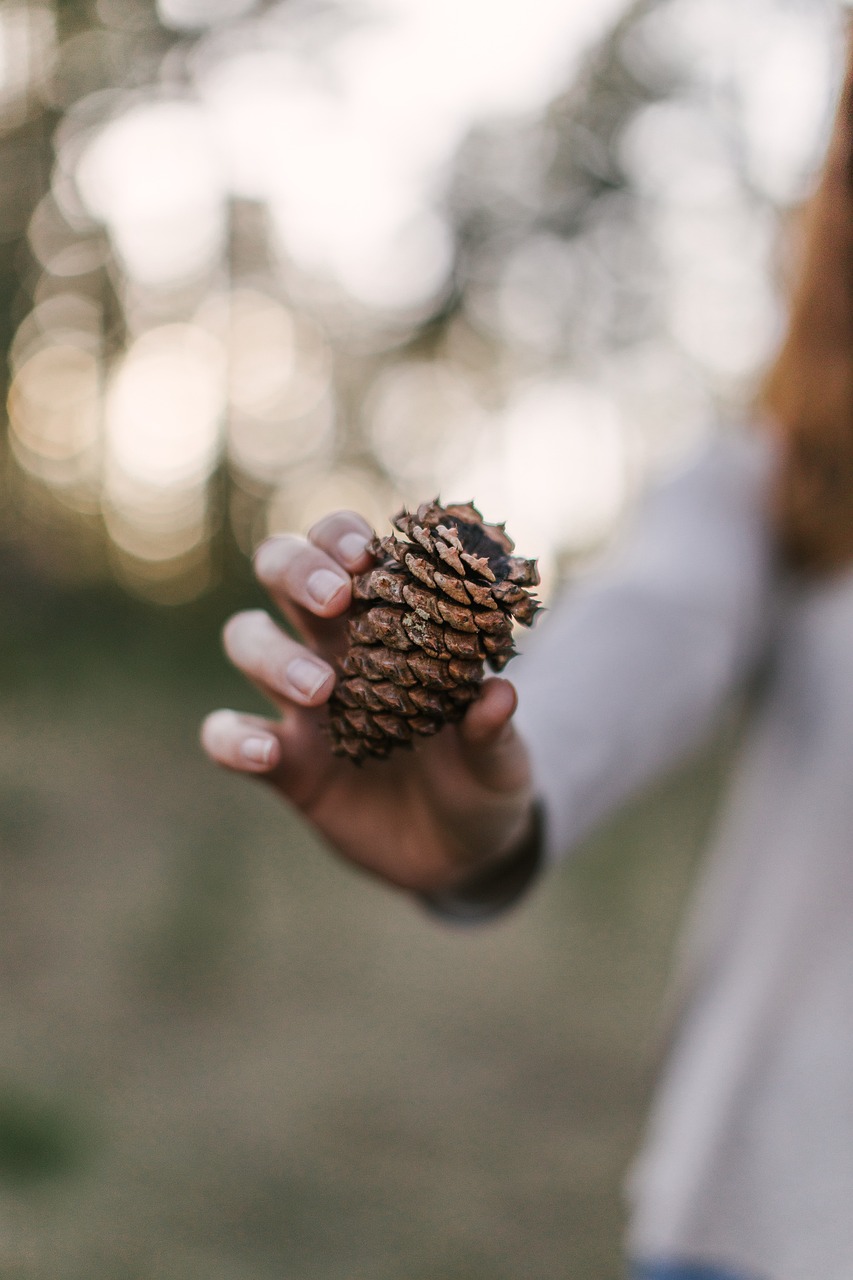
[306,568,347,607]
[338,532,369,567]
[288,656,331,698]
[242,736,276,766]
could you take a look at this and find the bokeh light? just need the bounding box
[157,0,257,33]
[102,474,210,563]
[367,361,487,494]
[265,464,395,543]
[214,289,335,482]
[440,380,629,592]
[75,99,226,287]
[0,4,54,128]
[104,324,224,489]
[8,343,100,490]
[0,0,847,599]
[100,325,223,570]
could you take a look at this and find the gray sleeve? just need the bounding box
[512,429,777,865]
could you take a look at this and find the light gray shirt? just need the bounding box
[510,429,853,1280]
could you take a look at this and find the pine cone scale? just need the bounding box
[406,652,451,688]
[436,600,476,631]
[402,583,444,622]
[432,571,469,603]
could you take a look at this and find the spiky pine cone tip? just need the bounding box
[328,500,541,763]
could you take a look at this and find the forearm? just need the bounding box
[417,431,777,921]
[515,431,777,863]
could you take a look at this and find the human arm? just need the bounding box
[410,429,777,916]
[201,430,776,904]
[512,430,777,864]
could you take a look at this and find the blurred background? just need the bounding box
[0,0,843,1274]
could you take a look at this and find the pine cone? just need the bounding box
[328,500,540,762]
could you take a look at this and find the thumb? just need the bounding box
[456,677,531,793]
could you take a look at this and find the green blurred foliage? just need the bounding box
[0,1084,93,1185]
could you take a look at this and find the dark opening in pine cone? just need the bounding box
[328,500,541,762]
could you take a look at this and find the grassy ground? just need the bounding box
[0,568,736,1279]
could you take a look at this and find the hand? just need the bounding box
[200,511,535,895]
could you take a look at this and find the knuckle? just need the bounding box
[220,614,241,652]
[253,534,305,584]
[200,709,232,754]
[307,510,370,545]
[306,517,336,546]
[201,709,225,735]
[222,609,268,654]
[199,716,216,751]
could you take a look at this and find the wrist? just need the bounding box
[419,801,544,922]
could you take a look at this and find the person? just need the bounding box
[200,31,853,1280]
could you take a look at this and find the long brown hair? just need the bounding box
[761,31,853,574]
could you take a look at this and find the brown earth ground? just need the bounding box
[0,578,737,1279]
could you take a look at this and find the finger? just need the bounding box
[456,678,530,793]
[307,510,374,572]
[254,536,353,646]
[223,609,336,709]
[200,709,282,774]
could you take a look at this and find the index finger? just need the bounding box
[307,510,375,572]
[252,512,375,652]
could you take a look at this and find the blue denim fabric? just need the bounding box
[630,1263,761,1280]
